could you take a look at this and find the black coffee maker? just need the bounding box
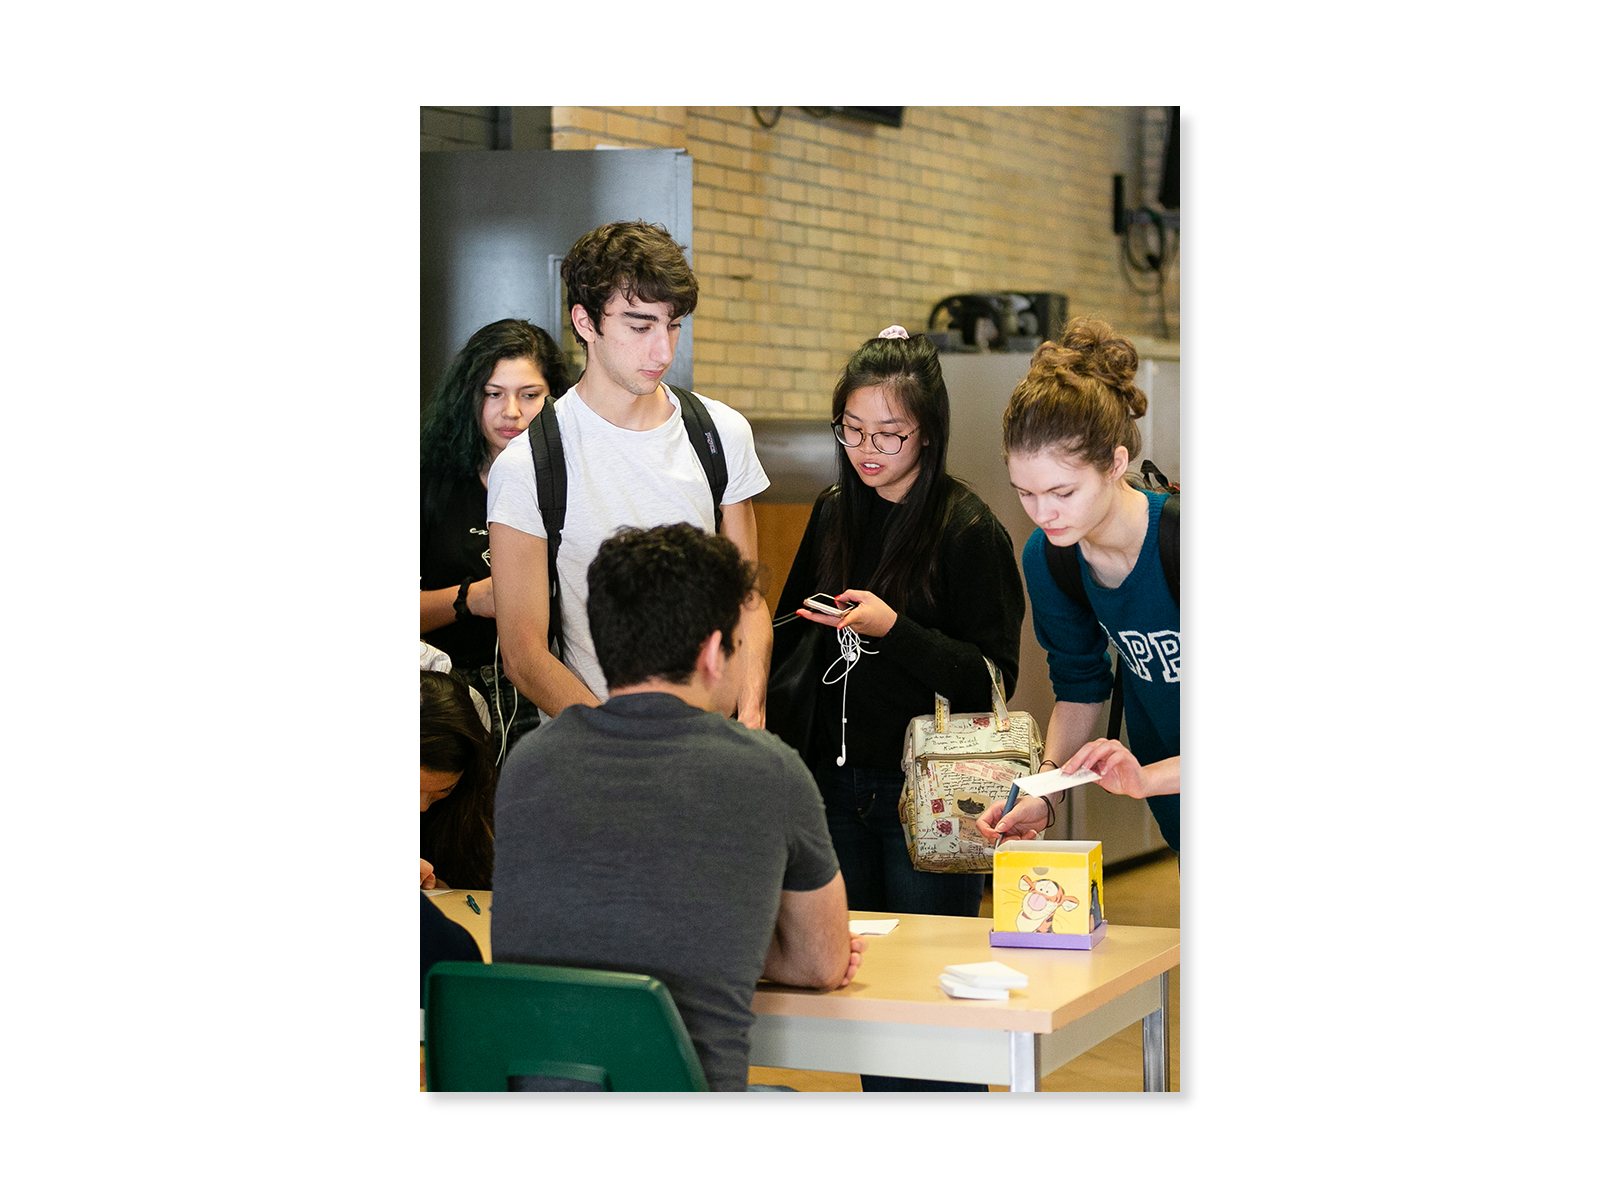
[926,292,1067,352]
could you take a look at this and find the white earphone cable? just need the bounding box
[493,636,515,767]
[821,625,876,766]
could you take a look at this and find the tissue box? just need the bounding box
[989,839,1106,949]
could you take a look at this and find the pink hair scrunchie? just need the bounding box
[877,325,910,340]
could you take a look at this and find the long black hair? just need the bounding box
[420,670,496,890]
[420,318,569,525]
[816,334,969,611]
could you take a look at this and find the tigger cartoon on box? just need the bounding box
[990,840,1107,949]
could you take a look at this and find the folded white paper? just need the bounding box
[939,974,1011,1000]
[1012,766,1100,797]
[944,961,1029,989]
[849,919,900,936]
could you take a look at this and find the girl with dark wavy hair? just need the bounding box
[978,316,1181,856]
[420,669,496,891]
[420,318,570,758]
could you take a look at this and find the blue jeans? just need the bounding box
[813,763,988,1093]
[814,764,986,917]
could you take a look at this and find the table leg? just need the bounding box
[1142,969,1170,1091]
[1008,1031,1040,1092]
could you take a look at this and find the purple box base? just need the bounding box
[989,920,1108,950]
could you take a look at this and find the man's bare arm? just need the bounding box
[488,521,599,716]
[719,498,771,730]
[762,871,856,990]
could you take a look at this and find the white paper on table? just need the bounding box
[938,974,1011,1000]
[944,961,1029,989]
[421,886,455,896]
[1012,766,1100,797]
[849,919,900,935]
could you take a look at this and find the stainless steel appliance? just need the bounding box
[421,148,695,403]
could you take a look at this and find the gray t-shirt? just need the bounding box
[491,692,840,1091]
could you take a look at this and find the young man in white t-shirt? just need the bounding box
[487,220,773,726]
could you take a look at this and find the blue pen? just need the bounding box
[466,895,481,915]
[992,782,1023,849]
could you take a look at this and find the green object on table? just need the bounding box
[423,961,709,1092]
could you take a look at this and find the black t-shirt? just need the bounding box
[772,482,1026,771]
[421,475,498,671]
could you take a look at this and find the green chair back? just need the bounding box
[423,961,710,1092]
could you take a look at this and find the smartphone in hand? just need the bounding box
[803,594,858,618]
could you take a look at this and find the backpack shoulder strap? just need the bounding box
[1139,458,1171,492]
[669,384,728,533]
[1043,534,1124,738]
[1042,537,1092,614]
[527,400,568,659]
[1156,493,1179,607]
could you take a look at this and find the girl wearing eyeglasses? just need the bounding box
[772,329,1024,1057]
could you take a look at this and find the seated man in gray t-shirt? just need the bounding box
[491,523,864,1091]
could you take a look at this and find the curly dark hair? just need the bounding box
[420,670,496,890]
[560,221,698,348]
[420,318,569,524]
[586,524,757,690]
[1002,316,1147,471]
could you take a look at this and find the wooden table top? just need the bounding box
[753,912,1179,1036]
[424,890,1178,1037]
[425,886,492,962]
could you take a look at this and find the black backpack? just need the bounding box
[526,384,728,662]
[1041,463,1178,741]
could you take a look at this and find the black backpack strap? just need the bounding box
[1106,657,1125,743]
[1118,493,1178,742]
[527,400,568,660]
[1156,493,1178,606]
[1042,538,1090,613]
[669,384,728,533]
[1042,537,1124,737]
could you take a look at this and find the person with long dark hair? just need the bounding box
[421,318,570,758]
[775,326,1028,907]
[977,317,1180,856]
[420,669,496,892]
[771,327,1025,1090]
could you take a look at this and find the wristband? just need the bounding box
[453,577,473,622]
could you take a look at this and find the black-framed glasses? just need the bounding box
[832,421,917,455]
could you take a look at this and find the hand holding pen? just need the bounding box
[977,789,1049,846]
[977,763,1100,845]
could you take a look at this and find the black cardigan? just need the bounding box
[772,481,1025,771]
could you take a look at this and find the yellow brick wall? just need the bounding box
[548,106,1179,420]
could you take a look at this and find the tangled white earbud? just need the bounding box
[822,624,876,767]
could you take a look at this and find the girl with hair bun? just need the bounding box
[978,317,1181,855]
[771,327,1025,1090]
